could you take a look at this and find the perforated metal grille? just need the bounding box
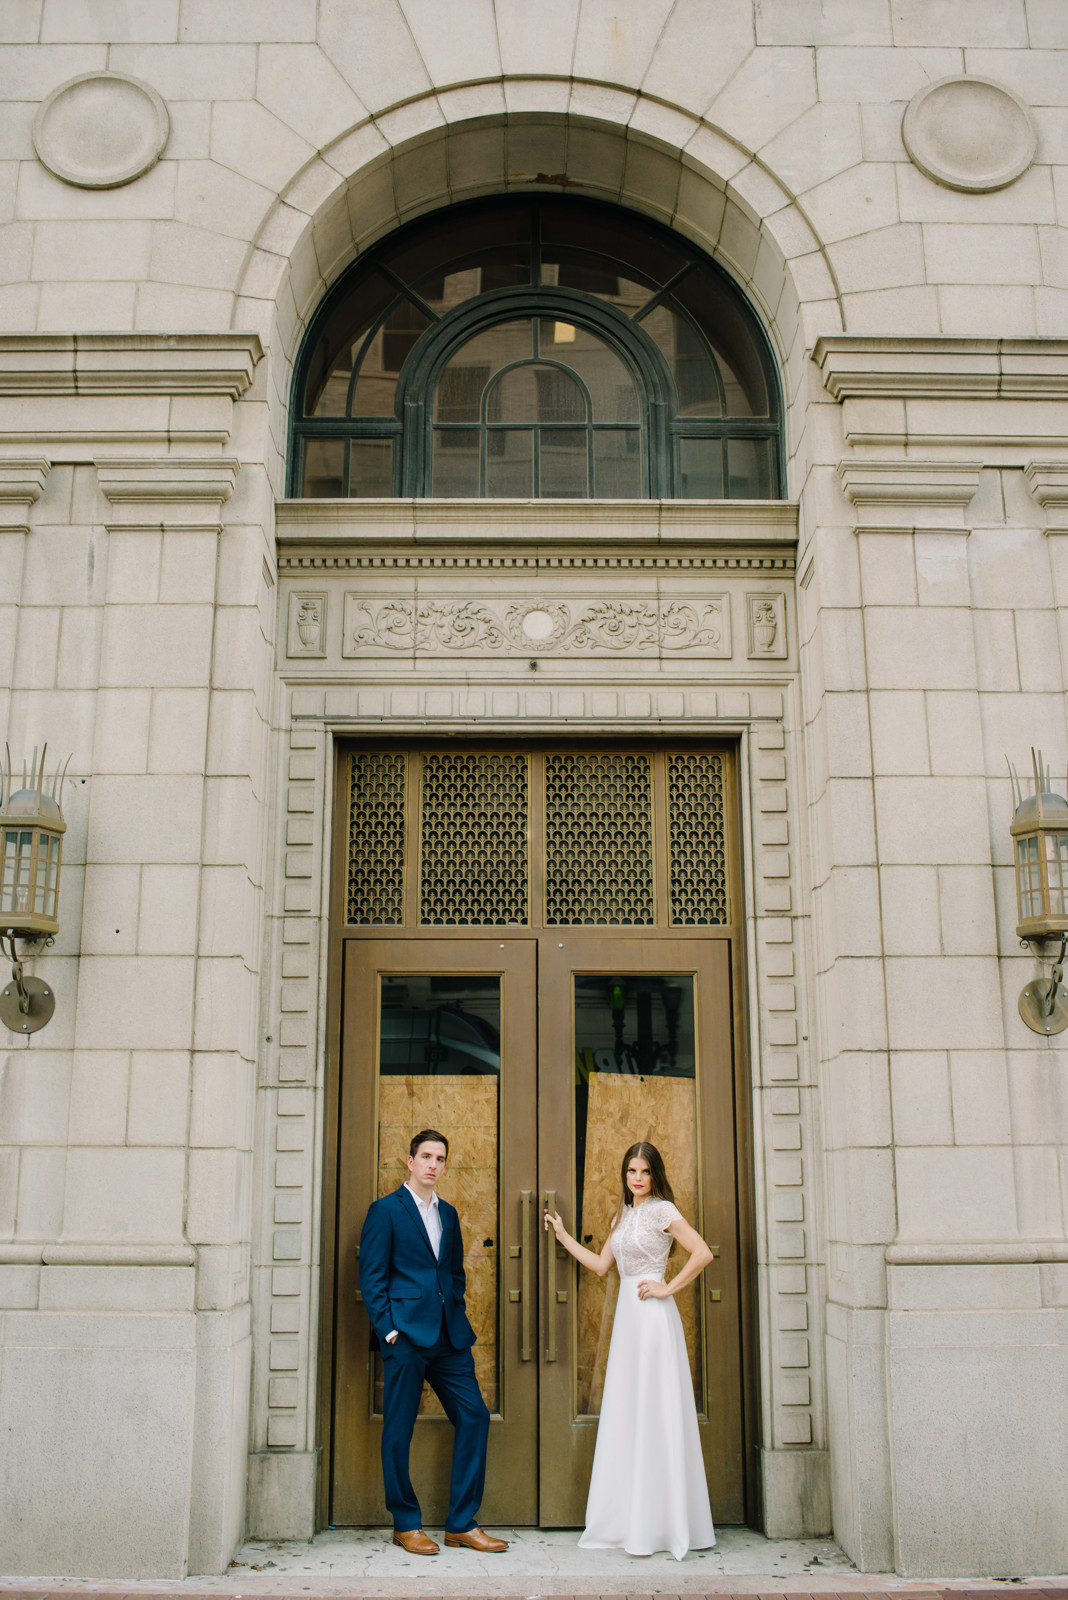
[668,753,727,924]
[545,754,654,924]
[420,754,529,924]
[348,752,406,923]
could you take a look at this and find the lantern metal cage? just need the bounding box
[1009,749,1068,1036]
[0,744,69,1036]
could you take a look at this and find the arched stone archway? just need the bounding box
[234,87,841,501]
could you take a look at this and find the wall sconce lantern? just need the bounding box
[0,745,69,1035]
[1009,749,1068,1036]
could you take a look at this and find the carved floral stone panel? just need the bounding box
[341,595,733,658]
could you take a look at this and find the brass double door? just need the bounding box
[330,929,748,1528]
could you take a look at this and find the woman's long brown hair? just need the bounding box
[611,1141,676,1232]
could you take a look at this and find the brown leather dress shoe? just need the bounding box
[444,1526,509,1552]
[392,1527,439,1555]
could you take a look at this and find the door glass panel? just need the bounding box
[375,973,501,1414]
[572,974,701,1416]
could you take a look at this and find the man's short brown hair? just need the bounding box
[410,1128,449,1159]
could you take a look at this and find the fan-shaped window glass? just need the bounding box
[292,196,781,499]
[430,318,641,498]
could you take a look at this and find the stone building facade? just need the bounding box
[1,0,1066,1581]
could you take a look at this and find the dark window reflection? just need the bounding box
[575,974,695,1081]
[574,973,695,1234]
[380,974,500,1075]
[294,196,781,499]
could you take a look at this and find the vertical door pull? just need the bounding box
[544,1188,558,1361]
[519,1189,532,1361]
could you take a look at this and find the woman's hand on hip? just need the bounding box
[637,1278,670,1300]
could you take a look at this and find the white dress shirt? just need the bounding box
[385,1183,442,1344]
[405,1180,442,1258]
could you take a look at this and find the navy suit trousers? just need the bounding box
[381,1318,491,1533]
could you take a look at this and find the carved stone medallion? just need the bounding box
[33,71,170,189]
[902,76,1037,194]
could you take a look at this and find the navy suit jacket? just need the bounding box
[358,1185,477,1352]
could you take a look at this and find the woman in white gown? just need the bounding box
[544,1141,717,1561]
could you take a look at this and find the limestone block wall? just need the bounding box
[0,0,1065,1581]
[0,336,271,1578]
[800,339,1068,1576]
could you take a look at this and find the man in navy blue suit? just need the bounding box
[358,1128,509,1556]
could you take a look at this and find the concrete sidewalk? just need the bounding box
[0,1528,1064,1597]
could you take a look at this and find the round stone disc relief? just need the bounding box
[902,76,1037,193]
[33,71,170,189]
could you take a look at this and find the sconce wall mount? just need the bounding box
[0,744,69,1036]
[1009,749,1068,1036]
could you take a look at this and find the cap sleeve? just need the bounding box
[658,1199,682,1230]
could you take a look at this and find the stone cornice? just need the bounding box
[1024,461,1068,530]
[0,457,49,532]
[837,459,983,529]
[275,497,799,549]
[814,336,1068,401]
[0,333,263,398]
[96,455,239,531]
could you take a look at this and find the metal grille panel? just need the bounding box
[420,754,529,925]
[348,752,406,924]
[668,753,727,924]
[545,754,654,924]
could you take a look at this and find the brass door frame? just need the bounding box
[319,736,762,1528]
[330,936,538,1526]
[538,935,744,1524]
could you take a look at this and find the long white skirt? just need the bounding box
[578,1274,716,1560]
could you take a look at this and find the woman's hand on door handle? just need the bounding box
[544,1210,613,1278]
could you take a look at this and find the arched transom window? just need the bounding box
[293,198,782,500]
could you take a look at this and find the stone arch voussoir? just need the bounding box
[237,81,841,494]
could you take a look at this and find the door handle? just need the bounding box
[544,1188,560,1361]
[519,1189,532,1361]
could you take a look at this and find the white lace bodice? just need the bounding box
[610,1197,682,1278]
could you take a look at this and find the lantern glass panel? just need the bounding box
[39,833,60,918]
[2,827,36,920]
[1046,830,1068,915]
[1016,834,1042,919]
